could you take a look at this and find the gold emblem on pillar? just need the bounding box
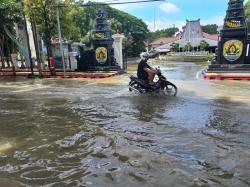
[223,40,243,62]
[96,47,107,64]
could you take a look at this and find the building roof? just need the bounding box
[151,19,219,49]
[202,32,218,41]
[181,19,203,41]
[150,36,180,46]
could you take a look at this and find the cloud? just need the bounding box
[111,3,144,12]
[145,19,185,31]
[200,15,225,26]
[159,2,180,13]
[145,14,225,32]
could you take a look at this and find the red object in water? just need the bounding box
[49,57,55,68]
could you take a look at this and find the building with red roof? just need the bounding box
[149,19,219,53]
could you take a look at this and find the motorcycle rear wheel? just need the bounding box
[129,82,145,93]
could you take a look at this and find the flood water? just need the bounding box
[0,61,250,187]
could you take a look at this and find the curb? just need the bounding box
[204,74,250,81]
[0,70,123,79]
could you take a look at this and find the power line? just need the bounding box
[95,0,164,5]
[57,0,164,7]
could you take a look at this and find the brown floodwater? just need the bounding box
[0,61,250,187]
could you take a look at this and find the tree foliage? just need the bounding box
[201,24,218,34]
[1,1,149,60]
[199,40,209,51]
[184,43,193,52]
[148,28,179,42]
[0,0,22,67]
[245,0,250,31]
[22,0,82,67]
[170,42,179,52]
[72,2,149,57]
[24,0,81,43]
[108,7,148,56]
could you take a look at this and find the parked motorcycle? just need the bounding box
[129,67,178,96]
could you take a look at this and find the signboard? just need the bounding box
[225,20,241,28]
[223,40,243,62]
[95,33,105,39]
[95,47,107,64]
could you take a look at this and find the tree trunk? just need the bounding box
[8,42,15,75]
[5,38,10,68]
[0,35,6,68]
[43,6,55,76]
[0,47,4,68]
[0,35,5,68]
[30,15,43,77]
[20,54,25,68]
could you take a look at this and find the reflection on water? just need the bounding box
[0,62,250,186]
[0,142,12,152]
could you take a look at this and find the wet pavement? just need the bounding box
[0,61,249,187]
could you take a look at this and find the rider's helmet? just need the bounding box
[140,52,150,60]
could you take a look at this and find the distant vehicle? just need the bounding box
[148,50,160,58]
[140,50,160,59]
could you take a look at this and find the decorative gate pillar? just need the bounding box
[207,0,250,73]
[93,8,115,67]
[112,34,125,69]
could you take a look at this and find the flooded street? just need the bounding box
[0,61,250,187]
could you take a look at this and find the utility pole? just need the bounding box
[56,0,66,78]
[154,5,156,32]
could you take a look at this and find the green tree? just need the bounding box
[245,0,250,31]
[170,42,179,52]
[23,0,56,66]
[24,0,81,65]
[108,5,148,57]
[201,24,218,34]
[184,43,193,52]
[199,40,209,51]
[0,0,22,67]
[109,18,122,34]
[148,27,179,42]
[73,2,149,57]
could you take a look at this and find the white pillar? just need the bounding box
[112,34,125,69]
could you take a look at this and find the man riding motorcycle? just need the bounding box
[137,52,157,86]
[129,52,178,96]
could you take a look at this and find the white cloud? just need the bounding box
[159,2,180,13]
[145,14,225,32]
[200,15,225,26]
[145,19,185,31]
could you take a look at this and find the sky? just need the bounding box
[87,0,235,31]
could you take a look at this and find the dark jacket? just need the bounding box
[137,59,150,81]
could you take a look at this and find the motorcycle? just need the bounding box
[129,67,178,96]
